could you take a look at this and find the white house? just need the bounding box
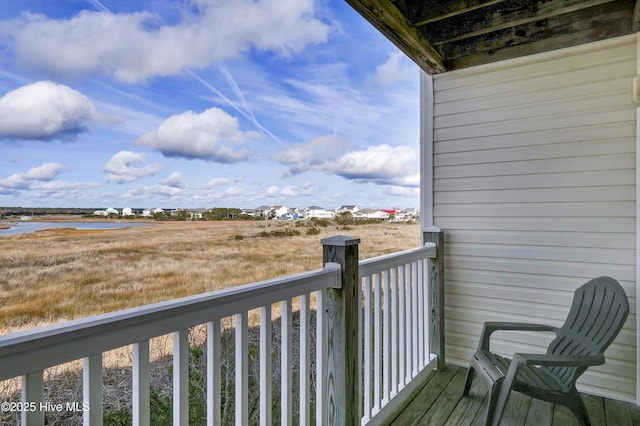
[254,205,273,219]
[142,208,165,217]
[335,205,360,215]
[353,209,387,220]
[122,207,133,217]
[272,205,289,219]
[402,208,420,217]
[304,206,334,220]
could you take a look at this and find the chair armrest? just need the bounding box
[512,353,605,368]
[479,322,559,351]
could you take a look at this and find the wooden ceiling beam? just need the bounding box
[346,0,446,74]
[633,0,640,30]
[424,0,622,46]
[409,0,509,26]
[443,1,634,69]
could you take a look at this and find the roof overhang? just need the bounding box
[346,0,640,73]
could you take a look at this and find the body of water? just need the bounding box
[0,221,153,236]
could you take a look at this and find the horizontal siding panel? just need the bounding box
[445,319,635,349]
[435,74,633,117]
[434,186,635,204]
[445,230,636,250]
[433,35,636,92]
[434,201,635,218]
[435,154,634,178]
[443,256,636,282]
[445,316,636,353]
[446,243,634,266]
[434,169,635,191]
[579,372,636,402]
[435,91,632,129]
[435,217,635,233]
[435,138,634,167]
[442,333,640,366]
[447,282,636,318]
[434,123,635,154]
[444,268,637,298]
[435,107,635,141]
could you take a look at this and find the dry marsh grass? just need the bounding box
[0,220,419,332]
[0,220,419,424]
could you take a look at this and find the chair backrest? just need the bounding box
[546,276,629,388]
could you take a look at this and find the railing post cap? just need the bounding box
[423,226,441,232]
[320,235,361,247]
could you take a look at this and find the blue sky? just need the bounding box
[0,0,421,210]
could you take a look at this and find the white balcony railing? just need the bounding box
[0,234,442,425]
[360,244,437,424]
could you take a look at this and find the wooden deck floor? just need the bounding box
[387,366,640,425]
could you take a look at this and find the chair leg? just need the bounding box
[489,362,519,426]
[485,380,503,426]
[565,389,591,426]
[463,366,475,396]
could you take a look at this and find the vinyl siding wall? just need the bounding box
[431,34,637,401]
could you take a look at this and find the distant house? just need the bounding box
[93,210,107,217]
[353,208,380,220]
[105,207,119,216]
[304,206,334,219]
[142,208,165,217]
[122,207,133,217]
[188,209,206,220]
[254,205,273,219]
[335,205,360,215]
[272,205,289,219]
[402,208,420,217]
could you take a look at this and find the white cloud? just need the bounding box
[0,173,30,190]
[225,186,245,196]
[204,177,233,188]
[266,185,280,197]
[264,182,315,198]
[7,0,329,83]
[277,141,419,188]
[137,107,259,162]
[103,151,163,183]
[372,52,417,86]
[23,162,67,180]
[161,172,185,188]
[0,162,67,190]
[386,185,420,198]
[276,134,350,175]
[36,180,100,192]
[329,144,420,186]
[0,81,97,141]
[123,183,184,200]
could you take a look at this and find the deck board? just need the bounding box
[386,367,638,425]
[583,394,606,425]
[443,370,487,426]
[604,398,632,426]
[390,366,459,425]
[419,368,468,424]
[552,405,579,426]
[523,399,553,426]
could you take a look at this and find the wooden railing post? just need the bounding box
[423,227,446,371]
[322,235,361,426]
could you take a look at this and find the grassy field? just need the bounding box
[0,219,419,332]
